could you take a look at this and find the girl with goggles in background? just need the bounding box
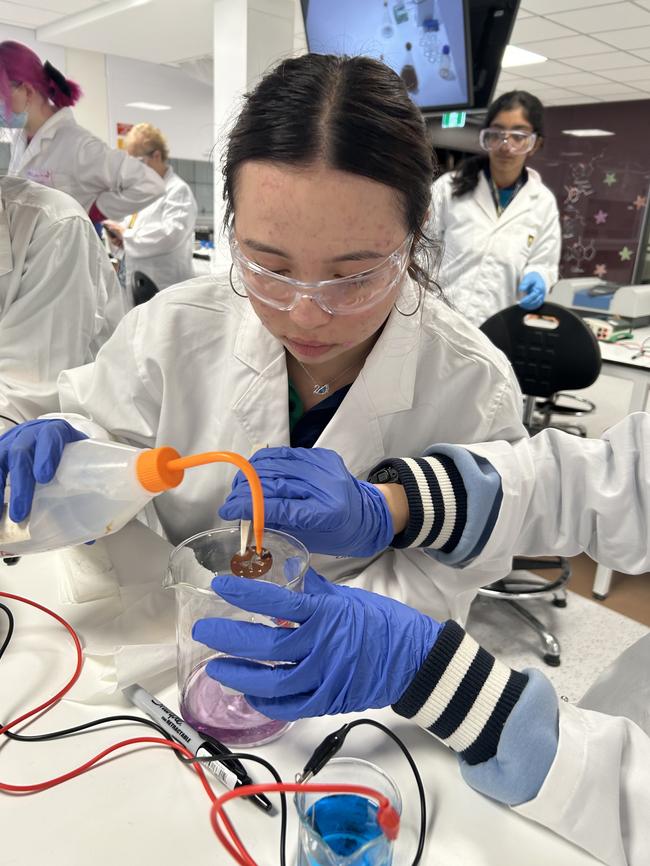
[430,90,561,327]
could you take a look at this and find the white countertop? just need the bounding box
[0,525,600,866]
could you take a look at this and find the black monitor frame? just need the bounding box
[300,0,474,114]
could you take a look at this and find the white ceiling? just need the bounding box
[497,0,650,105]
[2,1,650,105]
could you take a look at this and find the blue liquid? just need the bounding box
[303,794,391,865]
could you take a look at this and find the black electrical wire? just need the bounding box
[0,601,14,662]
[180,751,287,866]
[345,719,426,866]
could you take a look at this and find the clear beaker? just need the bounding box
[164,526,309,748]
[296,758,402,866]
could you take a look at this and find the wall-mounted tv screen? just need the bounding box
[300,0,472,113]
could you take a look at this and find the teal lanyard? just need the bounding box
[488,174,525,217]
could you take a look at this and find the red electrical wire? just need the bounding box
[0,590,83,735]
[209,782,400,866]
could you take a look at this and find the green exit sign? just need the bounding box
[441,111,466,129]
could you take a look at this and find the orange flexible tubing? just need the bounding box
[167,452,264,554]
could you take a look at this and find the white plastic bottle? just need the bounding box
[439,44,455,80]
[0,439,183,556]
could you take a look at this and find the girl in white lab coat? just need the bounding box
[0,41,165,221]
[200,413,650,866]
[431,90,561,327]
[0,54,526,623]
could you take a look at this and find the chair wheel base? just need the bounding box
[552,598,567,608]
[2,556,20,566]
[544,654,561,667]
[592,592,608,601]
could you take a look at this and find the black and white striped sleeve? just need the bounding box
[367,454,468,550]
[392,620,528,765]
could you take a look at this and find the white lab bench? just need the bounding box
[0,527,601,866]
[591,326,650,598]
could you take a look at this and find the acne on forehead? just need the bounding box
[234,161,407,250]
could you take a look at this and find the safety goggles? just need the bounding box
[228,229,413,315]
[479,127,538,155]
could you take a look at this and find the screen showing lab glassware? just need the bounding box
[301,0,471,112]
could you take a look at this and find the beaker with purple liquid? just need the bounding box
[164,526,309,748]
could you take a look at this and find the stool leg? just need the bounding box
[504,600,561,666]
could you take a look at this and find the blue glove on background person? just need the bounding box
[219,447,395,557]
[517,271,547,310]
[192,568,443,720]
[0,419,87,522]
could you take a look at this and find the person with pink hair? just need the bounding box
[0,41,164,222]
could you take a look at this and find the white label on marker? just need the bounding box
[206,759,239,790]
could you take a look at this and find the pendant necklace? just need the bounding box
[295,358,358,396]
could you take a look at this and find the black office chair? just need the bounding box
[478,302,602,665]
[132,270,159,306]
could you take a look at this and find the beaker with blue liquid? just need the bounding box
[296,758,402,866]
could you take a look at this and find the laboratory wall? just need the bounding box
[530,99,650,284]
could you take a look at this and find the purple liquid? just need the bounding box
[180,661,290,747]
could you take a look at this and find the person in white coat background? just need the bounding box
[103,122,197,295]
[0,175,126,434]
[199,413,650,866]
[0,41,165,224]
[0,54,526,624]
[430,90,561,327]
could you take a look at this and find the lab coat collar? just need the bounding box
[476,166,543,225]
[0,192,13,278]
[17,107,75,163]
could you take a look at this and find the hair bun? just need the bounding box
[43,60,71,98]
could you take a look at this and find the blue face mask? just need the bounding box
[0,109,27,129]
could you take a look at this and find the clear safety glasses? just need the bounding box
[479,127,537,155]
[228,229,413,315]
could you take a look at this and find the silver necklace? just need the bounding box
[296,358,358,396]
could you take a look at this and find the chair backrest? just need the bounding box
[132,270,159,306]
[480,301,602,398]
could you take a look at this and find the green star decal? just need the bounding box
[604,172,617,187]
[619,246,633,262]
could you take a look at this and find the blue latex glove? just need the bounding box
[0,420,87,522]
[219,447,394,557]
[517,271,547,310]
[192,568,443,720]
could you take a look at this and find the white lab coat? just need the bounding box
[430,167,561,327]
[9,108,165,220]
[0,176,127,432]
[120,167,197,292]
[466,414,650,866]
[53,274,526,623]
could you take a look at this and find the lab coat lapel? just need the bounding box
[0,197,13,278]
[495,169,540,228]
[231,302,291,449]
[17,108,71,168]
[314,281,421,477]
[475,173,498,223]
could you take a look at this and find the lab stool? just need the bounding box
[532,392,596,437]
[478,302,601,665]
[477,558,570,666]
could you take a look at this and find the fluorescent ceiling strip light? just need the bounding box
[562,129,615,137]
[501,45,548,68]
[38,0,153,40]
[127,102,172,111]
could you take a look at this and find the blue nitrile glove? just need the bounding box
[192,568,443,720]
[219,447,394,557]
[517,271,547,310]
[0,420,87,522]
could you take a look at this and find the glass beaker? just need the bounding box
[165,526,309,748]
[296,758,402,866]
